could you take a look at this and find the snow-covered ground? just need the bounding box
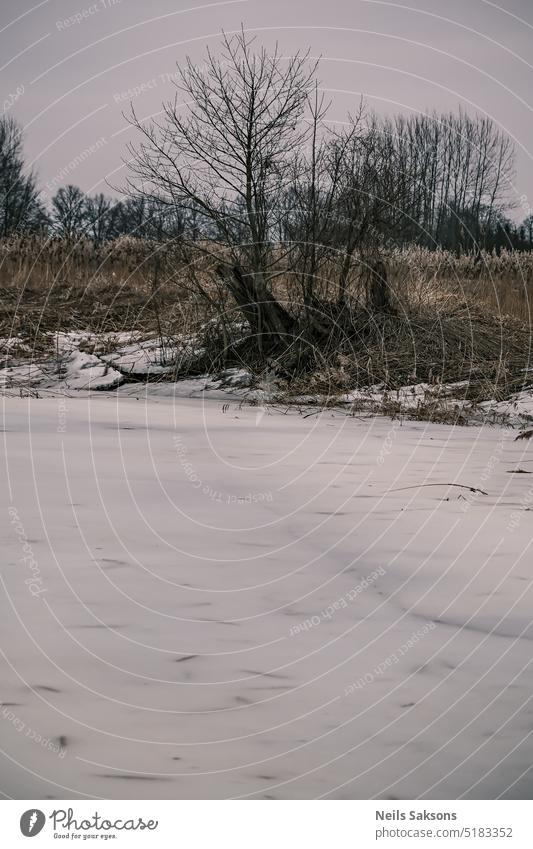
[2,394,533,800]
[2,331,533,426]
[0,332,259,401]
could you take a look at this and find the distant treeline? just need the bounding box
[1,76,531,258]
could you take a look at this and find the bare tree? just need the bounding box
[126,29,318,353]
[388,110,514,252]
[318,113,415,312]
[84,192,115,245]
[0,116,46,236]
[281,87,340,320]
[51,184,87,239]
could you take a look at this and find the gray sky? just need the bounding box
[3,0,533,219]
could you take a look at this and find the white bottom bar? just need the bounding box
[1,800,531,847]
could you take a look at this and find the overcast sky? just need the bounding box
[3,0,533,218]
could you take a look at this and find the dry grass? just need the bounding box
[0,235,218,359]
[388,246,533,323]
[1,237,532,407]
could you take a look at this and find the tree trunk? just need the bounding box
[216,264,295,351]
[364,257,393,313]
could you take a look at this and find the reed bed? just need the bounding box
[1,237,532,409]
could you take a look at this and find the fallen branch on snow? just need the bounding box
[386,483,488,495]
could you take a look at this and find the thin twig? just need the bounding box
[386,483,488,495]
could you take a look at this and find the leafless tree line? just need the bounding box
[45,185,187,244]
[0,30,521,361]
